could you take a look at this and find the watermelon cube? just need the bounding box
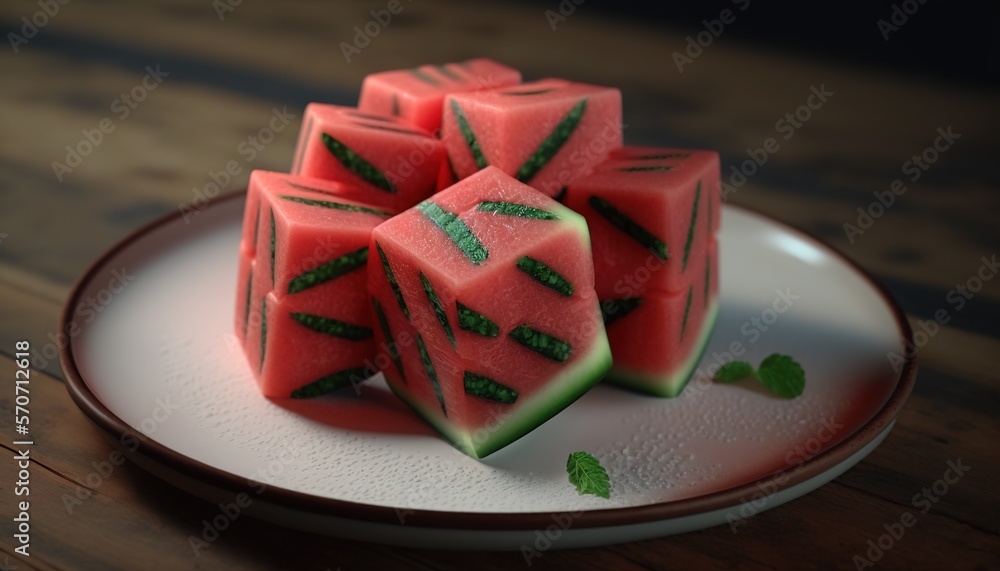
[564,147,720,295]
[291,104,448,212]
[564,147,721,396]
[368,166,612,458]
[358,58,522,134]
[238,170,394,398]
[600,240,719,396]
[441,78,623,198]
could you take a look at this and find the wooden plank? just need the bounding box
[908,315,1000,386]
[0,48,299,285]
[0,358,436,570]
[0,0,996,299]
[0,275,66,379]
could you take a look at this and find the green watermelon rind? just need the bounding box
[386,327,612,458]
[605,299,719,398]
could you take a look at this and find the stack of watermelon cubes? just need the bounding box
[234,58,720,458]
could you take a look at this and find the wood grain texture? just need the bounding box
[0,0,997,568]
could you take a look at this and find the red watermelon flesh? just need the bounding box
[563,147,720,298]
[368,166,612,458]
[600,240,719,397]
[291,104,448,212]
[238,170,392,397]
[358,58,521,134]
[564,147,721,397]
[441,78,623,198]
[244,291,378,398]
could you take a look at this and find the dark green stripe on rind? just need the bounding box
[589,196,668,261]
[446,154,459,184]
[374,242,409,320]
[463,372,518,404]
[682,181,701,271]
[279,195,391,217]
[635,153,690,160]
[516,98,587,183]
[680,286,693,340]
[600,297,643,326]
[373,297,405,382]
[477,201,559,220]
[269,210,276,283]
[509,325,572,362]
[456,302,499,337]
[516,256,574,297]
[290,313,372,341]
[436,64,462,81]
[410,67,440,85]
[291,114,314,174]
[501,89,555,96]
[242,268,253,336]
[704,257,711,309]
[259,298,267,372]
[285,180,341,196]
[450,100,488,169]
[290,366,371,399]
[420,271,456,347]
[352,122,426,137]
[252,203,260,246]
[617,166,674,172]
[320,132,397,193]
[287,246,369,294]
[415,334,447,415]
[417,201,488,265]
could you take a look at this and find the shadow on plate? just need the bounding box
[270,380,438,437]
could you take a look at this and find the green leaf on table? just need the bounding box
[566,451,610,499]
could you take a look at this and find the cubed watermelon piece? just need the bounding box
[238,170,394,397]
[244,291,379,399]
[600,241,719,397]
[368,166,612,458]
[441,78,623,198]
[291,104,448,212]
[563,147,720,297]
[564,147,721,396]
[358,58,522,134]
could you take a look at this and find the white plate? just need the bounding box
[61,194,915,550]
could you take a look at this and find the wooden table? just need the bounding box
[1,1,997,569]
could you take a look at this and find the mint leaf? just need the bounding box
[756,354,805,398]
[566,451,610,499]
[712,354,806,398]
[715,361,755,382]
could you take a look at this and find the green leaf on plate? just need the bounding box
[713,354,806,399]
[714,361,755,382]
[756,354,806,398]
[566,451,610,499]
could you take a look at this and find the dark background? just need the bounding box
[504,0,1000,86]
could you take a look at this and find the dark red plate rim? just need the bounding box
[59,191,917,531]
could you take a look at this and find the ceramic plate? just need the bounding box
[61,193,916,550]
